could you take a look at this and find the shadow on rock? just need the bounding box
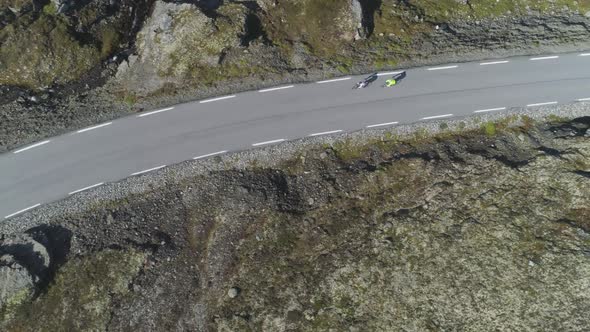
[0,225,72,306]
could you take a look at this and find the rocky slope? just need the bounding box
[1,113,589,331]
[1,0,590,151]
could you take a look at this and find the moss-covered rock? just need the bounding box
[2,249,145,331]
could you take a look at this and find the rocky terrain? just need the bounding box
[1,0,590,151]
[1,110,589,331]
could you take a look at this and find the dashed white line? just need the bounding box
[527,101,558,107]
[530,56,559,61]
[309,130,343,137]
[474,107,506,113]
[193,150,228,160]
[69,182,104,195]
[200,95,236,104]
[76,122,112,134]
[480,60,509,66]
[421,114,453,120]
[577,97,590,101]
[317,77,351,84]
[259,85,294,93]
[578,53,590,57]
[252,139,286,147]
[13,140,51,154]
[5,203,41,219]
[137,107,174,118]
[377,71,404,76]
[366,121,399,128]
[427,65,458,71]
[131,165,166,176]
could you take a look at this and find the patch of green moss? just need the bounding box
[260,0,352,58]
[42,2,57,16]
[99,26,121,59]
[0,13,100,88]
[333,138,364,161]
[483,122,497,136]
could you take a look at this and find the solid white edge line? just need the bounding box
[427,65,458,71]
[474,107,506,113]
[309,130,343,137]
[421,114,453,120]
[5,203,41,219]
[579,53,590,57]
[527,101,558,107]
[480,61,509,65]
[530,56,559,61]
[259,85,294,93]
[316,77,351,84]
[137,107,175,118]
[131,165,166,176]
[366,121,399,128]
[200,95,236,104]
[69,182,104,195]
[577,97,590,101]
[13,140,51,154]
[193,150,228,160]
[252,139,285,147]
[377,71,404,76]
[76,122,112,133]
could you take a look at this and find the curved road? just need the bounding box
[2,51,590,219]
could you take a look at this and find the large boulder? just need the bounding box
[0,234,50,310]
[116,0,248,95]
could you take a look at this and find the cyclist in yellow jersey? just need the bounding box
[385,78,397,87]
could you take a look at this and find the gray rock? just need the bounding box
[0,233,50,308]
[228,287,240,299]
[0,256,34,306]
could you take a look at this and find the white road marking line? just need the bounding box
[421,114,453,120]
[577,97,590,101]
[137,107,174,118]
[474,107,506,113]
[76,122,112,133]
[131,165,166,176]
[193,150,228,160]
[530,56,559,61]
[69,182,104,195]
[13,140,51,154]
[200,95,236,104]
[527,101,558,107]
[316,77,351,84]
[480,60,509,65]
[578,53,590,57]
[5,203,41,219]
[252,139,285,147]
[427,65,458,71]
[259,85,294,93]
[309,130,343,137]
[377,71,404,76]
[366,121,399,128]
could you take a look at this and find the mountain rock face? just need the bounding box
[1,116,589,331]
[1,0,590,152]
[2,0,590,92]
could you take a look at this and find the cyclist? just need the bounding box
[385,78,397,87]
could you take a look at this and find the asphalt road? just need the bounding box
[2,51,590,220]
